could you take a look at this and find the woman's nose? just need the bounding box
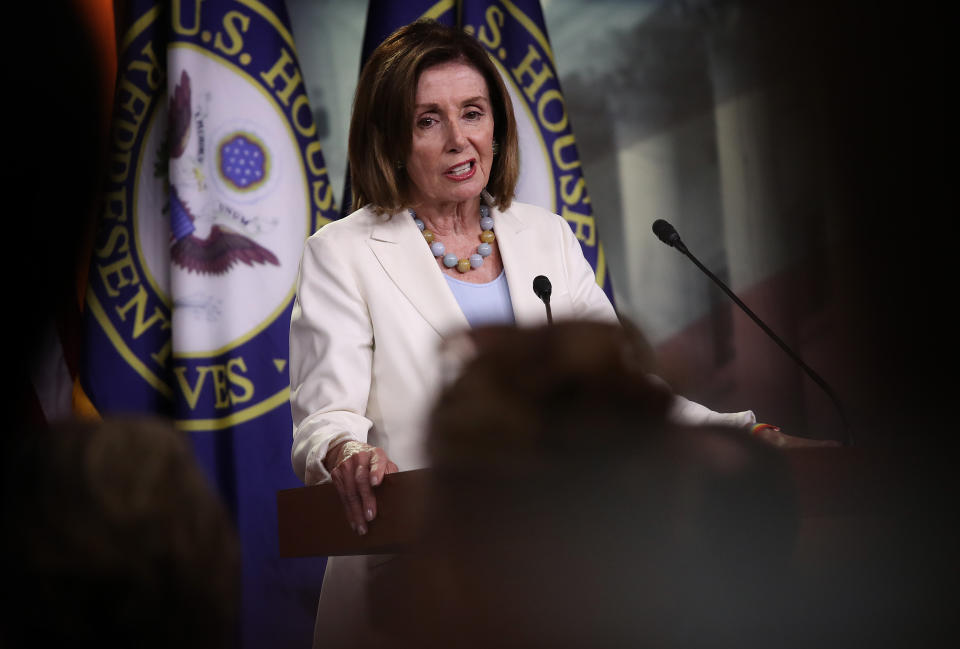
[446,120,468,151]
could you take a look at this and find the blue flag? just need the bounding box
[81,1,336,646]
[353,0,615,302]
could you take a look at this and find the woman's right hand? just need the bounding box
[324,440,399,535]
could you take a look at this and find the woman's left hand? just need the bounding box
[751,424,841,449]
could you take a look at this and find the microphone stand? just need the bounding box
[659,225,853,446]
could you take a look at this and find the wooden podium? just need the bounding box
[277,468,432,557]
[277,448,941,559]
[277,447,950,645]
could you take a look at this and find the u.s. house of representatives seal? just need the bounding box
[88,1,336,430]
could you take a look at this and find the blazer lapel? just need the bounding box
[494,204,550,326]
[367,211,469,337]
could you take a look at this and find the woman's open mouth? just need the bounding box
[444,160,476,181]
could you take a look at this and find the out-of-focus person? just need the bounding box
[368,321,800,648]
[2,417,241,648]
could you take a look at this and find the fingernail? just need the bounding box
[371,475,379,486]
[365,508,374,522]
[358,524,367,536]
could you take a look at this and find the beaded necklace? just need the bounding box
[411,204,495,273]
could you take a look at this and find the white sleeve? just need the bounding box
[645,374,756,430]
[557,214,619,323]
[289,231,374,485]
[667,394,756,429]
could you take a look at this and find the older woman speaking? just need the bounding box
[289,19,626,645]
[291,20,621,521]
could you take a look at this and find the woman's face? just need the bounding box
[406,61,495,211]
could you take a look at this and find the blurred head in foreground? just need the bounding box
[372,321,798,648]
[2,417,240,648]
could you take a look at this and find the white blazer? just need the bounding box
[290,199,756,649]
[289,199,617,485]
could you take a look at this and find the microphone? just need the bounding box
[651,219,853,446]
[533,275,553,324]
[652,219,688,254]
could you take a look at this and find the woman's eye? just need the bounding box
[417,117,436,128]
[465,110,483,120]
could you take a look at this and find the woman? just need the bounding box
[289,19,819,648]
[291,20,626,520]
[291,20,630,645]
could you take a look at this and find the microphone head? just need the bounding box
[532,275,552,302]
[652,219,687,253]
[652,219,679,247]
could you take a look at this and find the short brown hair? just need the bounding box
[348,20,519,214]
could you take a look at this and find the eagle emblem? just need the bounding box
[166,70,279,276]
